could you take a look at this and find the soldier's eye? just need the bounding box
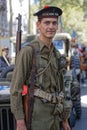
[43,21,58,25]
[44,21,50,25]
[52,21,58,25]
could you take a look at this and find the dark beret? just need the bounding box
[33,6,63,18]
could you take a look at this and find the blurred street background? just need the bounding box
[0,0,87,37]
[0,0,87,130]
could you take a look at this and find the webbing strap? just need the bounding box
[36,46,54,77]
[34,88,64,104]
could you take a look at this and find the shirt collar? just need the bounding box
[36,36,54,51]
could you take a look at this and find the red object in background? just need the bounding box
[78,48,83,53]
[22,85,28,96]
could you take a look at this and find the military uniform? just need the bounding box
[10,37,71,130]
[10,6,71,130]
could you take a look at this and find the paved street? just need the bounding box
[72,84,87,130]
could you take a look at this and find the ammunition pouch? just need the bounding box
[58,55,67,74]
[53,103,63,115]
[53,99,72,116]
[58,55,67,69]
[34,88,64,104]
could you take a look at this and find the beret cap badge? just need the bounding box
[44,6,49,8]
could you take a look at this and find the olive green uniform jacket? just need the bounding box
[10,37,71,130]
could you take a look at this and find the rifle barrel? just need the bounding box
[16,14,22,55]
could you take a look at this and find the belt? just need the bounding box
[34,89,64,104]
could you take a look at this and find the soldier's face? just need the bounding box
[37,17,58,39]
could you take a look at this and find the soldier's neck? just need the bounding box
[39,36,52,49]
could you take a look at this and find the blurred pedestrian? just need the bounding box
[70,48,81,82]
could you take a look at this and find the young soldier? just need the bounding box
[10,6,71,130]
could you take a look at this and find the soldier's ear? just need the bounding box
[36,21,41,31]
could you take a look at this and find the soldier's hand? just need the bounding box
[62,119,71,130]
[16,119,27,130]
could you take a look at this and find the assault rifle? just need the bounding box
[16,13,30,129]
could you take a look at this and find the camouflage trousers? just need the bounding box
[31,98,60,130]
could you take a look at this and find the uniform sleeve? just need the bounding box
[10,46,32,120]
[61,100,72,120]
